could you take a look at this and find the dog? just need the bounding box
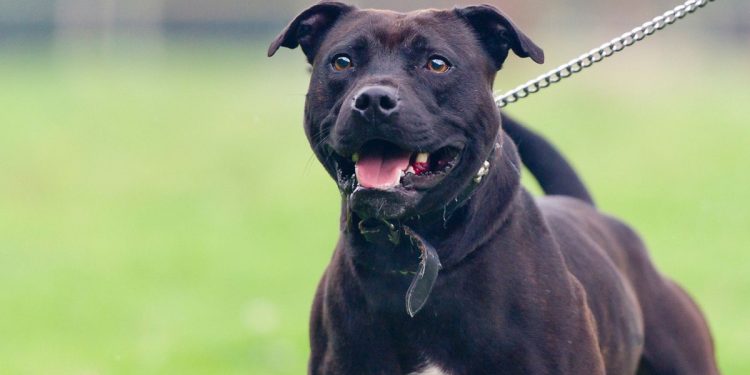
[268,2,720,374]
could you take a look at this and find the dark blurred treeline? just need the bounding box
[1,0,747,42]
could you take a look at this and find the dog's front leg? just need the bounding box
[308,266,403,375]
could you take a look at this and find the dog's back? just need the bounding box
[506,119,718,374]
[537,196,718,374]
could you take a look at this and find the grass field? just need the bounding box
[0,38,748,374]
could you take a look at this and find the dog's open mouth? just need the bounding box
[333,140,461,192]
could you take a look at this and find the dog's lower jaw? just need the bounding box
[341,134,523,314]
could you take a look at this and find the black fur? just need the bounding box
[270,3,719,374]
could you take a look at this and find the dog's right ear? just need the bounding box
[268,2,356,64]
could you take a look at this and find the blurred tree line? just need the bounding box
[0,0,747,43]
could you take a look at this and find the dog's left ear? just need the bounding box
[455,5,544,69]
[268,2,357,64]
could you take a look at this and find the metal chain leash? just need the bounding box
[495,0,716,109]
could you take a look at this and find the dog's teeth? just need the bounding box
[352,153,359,162]
[415,152,429,163]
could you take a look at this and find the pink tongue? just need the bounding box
[355,145,411,189]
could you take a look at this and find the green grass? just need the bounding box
[0,39,748,374]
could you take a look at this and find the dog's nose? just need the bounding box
[352,85,399,118]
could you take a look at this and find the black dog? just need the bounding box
[269,3,719,374]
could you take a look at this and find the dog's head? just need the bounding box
[269,2,543,221]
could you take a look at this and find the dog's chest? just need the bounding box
[408,363,451,375]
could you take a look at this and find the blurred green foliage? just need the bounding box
[0,38,748,374]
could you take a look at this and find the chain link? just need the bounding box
[495,0,716,108]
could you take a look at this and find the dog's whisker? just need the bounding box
[506,158,521,177]
[303,153,318,176]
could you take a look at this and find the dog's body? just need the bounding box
[269,3,719,374]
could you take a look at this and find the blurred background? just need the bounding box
[0,0,748,374]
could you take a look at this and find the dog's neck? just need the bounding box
[420,132,522,269]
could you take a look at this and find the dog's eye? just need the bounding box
[426,56,451,73]
[332,54,353,71]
